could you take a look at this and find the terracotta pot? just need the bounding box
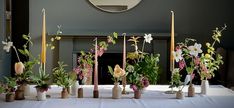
[5,93,15,102]
[78,88,83,98]
[134,90,141,99]
[201,80,209,95]
[176,90,184,99]
[36,88,47,101]
[15,85,25,100]
[61,88,69,99]
[112,82,122,99]
[188,83,195,97]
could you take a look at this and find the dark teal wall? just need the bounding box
[0,0,11,80]
[29,0,233,46]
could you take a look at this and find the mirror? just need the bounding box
[88,0,141,13]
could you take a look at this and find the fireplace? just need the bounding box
[58,33,171,84]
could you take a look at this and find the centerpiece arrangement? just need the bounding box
[2,77,17,102]
[108,64,125,99]
[126,34,160,99]
[172,25,226,97]
[53,61,75,99]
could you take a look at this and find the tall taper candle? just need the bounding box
[122,33,126,94]
[170,11,175,72]
[41,8,46,64]
[94,37,98,91]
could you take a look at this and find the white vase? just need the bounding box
[112,82,121,99]
[36,89,46,101]
[24,84,30,96]
[201,80,209,95]
[71,81,79,96]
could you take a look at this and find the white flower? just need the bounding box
[2,41,13,52]
[188,43,203,57]
[144,34,153,43]
[173,49,183,62]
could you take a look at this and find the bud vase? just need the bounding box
[112,82,121,99]
[36,88,46,101]
[61,88,69,99]
[15,85,25,100]
[134,90,141,99]
[72,81,79,96]
[5,93,15,102]
[188,83,195,97]
[201,80,209,95]
[176,90,184,99]
[24,84,30,96]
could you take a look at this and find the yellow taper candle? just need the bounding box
[170,11,175,72]
[41,8,46,64]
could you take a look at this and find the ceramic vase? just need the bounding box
[61,88,69,99]
[36,88,46,101]
[15,85,25,100]
[201,80,209,95]
[134,90,141,99]
[72,81,79,96]
[188,83,195,97]
[112,82,122,99]
[24,84,30,96]
[5,93,15,102]
[176,90,184,99]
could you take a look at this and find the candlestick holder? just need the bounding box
[93,90,99,98]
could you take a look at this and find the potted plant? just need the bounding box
[126,34,160,98]
[3,77,17,102]
[108,64,125,99]
[73,51,94,98]
[53,61,74,99]
[173,38,203,97]
[199,25,226,95]
[31,65,50,101]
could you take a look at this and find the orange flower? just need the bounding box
[113,65,125,78]
[15,62,25,75]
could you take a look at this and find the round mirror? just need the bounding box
[88,0,142,13]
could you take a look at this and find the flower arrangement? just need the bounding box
[2,77,17,95]
[108,64,126,83]
[173,25,226,82]
[199,25,226,80]
[73,32,118,84]
[53,61,75,88]
[126,34,160,92]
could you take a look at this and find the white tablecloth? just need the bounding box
[0,85,234,108]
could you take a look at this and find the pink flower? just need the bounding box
[179,60,185,70]
[194,57,200,66]
[175,46,181,51]
[97,48,104,56]
[131,84,138,92]
[142,77,149,87]
[73,66,81,74]
[107,36,113,43]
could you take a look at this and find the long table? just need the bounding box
[0,85,234,108]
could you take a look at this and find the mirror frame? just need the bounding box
[87,0,142,13]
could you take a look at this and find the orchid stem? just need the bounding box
[12,46,21,62]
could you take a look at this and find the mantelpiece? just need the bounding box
[57,33,172,84]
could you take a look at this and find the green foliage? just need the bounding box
[53,61,74,88]
[137,54,160,84]
[31,65,50,90]
[169,69,182,89]
[4,77,17,94]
